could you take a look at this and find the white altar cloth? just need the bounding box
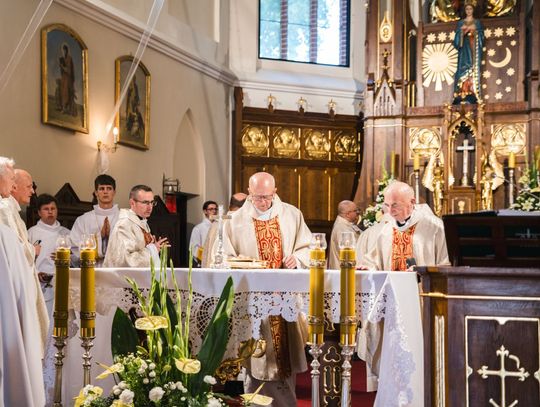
[62,268,423,407]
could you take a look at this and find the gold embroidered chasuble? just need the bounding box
[360,205,450,271]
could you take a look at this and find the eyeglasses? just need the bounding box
[134,199,157,207]
[206,207,218,212]
[347,209,361,214]
[251,194,274,202]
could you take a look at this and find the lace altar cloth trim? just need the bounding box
[67,269,418,407]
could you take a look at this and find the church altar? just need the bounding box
[63,268,423,407]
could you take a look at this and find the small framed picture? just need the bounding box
[41,24,88,133]
[115,56,150,150]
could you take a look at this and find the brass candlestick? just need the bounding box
[509,168,515,206]
[79,235,96,386]
[53,238,70,407]
[414,169,420,203]
[307,233,327,407]
[52,326,67,407]
[339,232,357,407]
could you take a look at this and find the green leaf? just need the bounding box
[111,307,138,359]
[191,276,235,395]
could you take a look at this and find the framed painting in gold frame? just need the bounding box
[41,24,88,133]
[115,56,150,150]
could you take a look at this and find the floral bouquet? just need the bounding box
[74,251,271,407]
[360,165,392,229]
[511,157,540,212]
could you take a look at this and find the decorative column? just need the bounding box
[307,233,327,407]
[339,232,357,407]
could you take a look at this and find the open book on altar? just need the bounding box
[226,255,268,269]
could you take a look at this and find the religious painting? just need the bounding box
[41,24,88,133]
[115,56,150,150]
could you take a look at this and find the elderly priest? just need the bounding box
[222,171,311,406]
[361,181,449,270]
[0,223,45,406]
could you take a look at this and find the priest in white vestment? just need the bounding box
[361,181,449,271]
[0,224,46,406]
[0,167,49,357]
[70,175,120,266]
[104,185,167,267]
[222,172,311,406]
[328,200,361,269]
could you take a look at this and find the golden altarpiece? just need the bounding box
[355,0,540,215]
[355,2,540,407]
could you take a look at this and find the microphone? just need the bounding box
[491,173,539,201]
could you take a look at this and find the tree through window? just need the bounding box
[259,0,350,66]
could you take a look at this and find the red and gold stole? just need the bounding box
[391,224,417,271]
[253,217,283,269]
[253,216,291,378]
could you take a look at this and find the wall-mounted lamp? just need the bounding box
[328,99,336,117]
[97,127,119,153]
[298,97,307,113]
[267,94,276,112]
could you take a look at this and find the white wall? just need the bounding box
[0,0,233,226]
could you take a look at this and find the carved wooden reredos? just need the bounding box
[355,0,540,214]
[232,87,363,233]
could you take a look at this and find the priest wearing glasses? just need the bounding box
[103,185,168,267]
[222,171,312,406]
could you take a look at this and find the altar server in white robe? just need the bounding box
[104,185,167,267]
[189,200,217,264]
[27,194,71,317]
[361,181,449,271]
[0,166,49,356]
[328,200,361,269]
[222,172,311,406]
[70,174,120,266]
[0,224,46,407]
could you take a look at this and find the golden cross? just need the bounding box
[477,345,530,407]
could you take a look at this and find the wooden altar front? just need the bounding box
[418,266,540,406]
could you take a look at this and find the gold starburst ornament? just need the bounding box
[422,43,458,91]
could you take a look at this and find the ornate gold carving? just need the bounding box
[322,345,341,363]
[485,0,516,17]
[435,315,446,407]
[304,129,330,160]
[422,43,458,91]
[241,125,269,156]
[273,127,300,158]
[490,123,526,156]
[477,345,530,407]
[334,132,358,161]
[409,127,442,158]
[379,11,392,43]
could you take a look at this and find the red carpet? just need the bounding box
[296,359,376,406]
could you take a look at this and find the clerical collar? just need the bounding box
[254,205,273,220]
[396,216,411,228]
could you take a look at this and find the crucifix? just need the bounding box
[456,137,475,186]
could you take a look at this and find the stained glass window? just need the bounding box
[259,0,350,66]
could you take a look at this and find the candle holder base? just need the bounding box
[340,343,356,407]
[80,335,95,386]
[308,342,324,407]
[52,333,67,407]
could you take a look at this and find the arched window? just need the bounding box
[259,0,350,67]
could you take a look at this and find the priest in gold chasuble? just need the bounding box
[222,172,311,406]
[361,182,449,271]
